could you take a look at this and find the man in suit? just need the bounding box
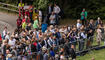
[41,37,48,48]
[46,4,53,25]
[47,4,53,15]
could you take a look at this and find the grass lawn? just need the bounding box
[77,48,105,60]
[60,18,105,25]
[60,19,105,60]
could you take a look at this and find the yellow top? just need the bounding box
[18,3,24,7]
[32,11,38,20]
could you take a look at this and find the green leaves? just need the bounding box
[33,0,49,9]
[38,0,49,9]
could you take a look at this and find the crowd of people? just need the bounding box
[0,1,104,60]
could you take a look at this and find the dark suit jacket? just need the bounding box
[41,40,48,48]
[46,6,53,14]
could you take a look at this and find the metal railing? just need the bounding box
[0,2,18,13]
[0,2,18,8]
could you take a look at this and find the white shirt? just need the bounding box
[50,29,55,33]
[5,35,9,40]
[8,39,16,46]
[77,23,82,29]
[2,30,7,37]
[59,28,66,33]
[49,15,56,24]
[81,32,87,39]
[39,10,42,17]
[53,6,61,14]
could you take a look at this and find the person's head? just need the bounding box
[6,49,10,54]
[38,9,40,12]
[4,26,7,30]
[54,4,57,7]
[42,46,47,53]
[97,17,100,20]
[23,32,26,37]
[77,19,81,23]
[90,19,94,23]
[82,8,85,12]
[50,47,53,51]
[3,40,7,45]
[51,12,54,15]
[97,24,101,29]
[71,45,74,49]
[50,25,54,29]
[10,35,14,40]
[44,37,47,40]
[49,3,52,6]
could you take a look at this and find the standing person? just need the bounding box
[47,4,53,19]
[89,19,95,44]
[18,0,24,17]
[46,4,53,25]
[33,16,39,29]
[8,36,16,47]
[47,4,53,15]
[42,47,48,60]
[49,12,56,25]
[49,47,55,60]
[70,45,76,60]
[53,4,61,25]
[16,16,22,31]
[64,40,70,60]
[1,40,7,60]
[29,5,33,24]
[80,8,87,25]
[95,17,102,27]
[79,25,87,51]
[38,9,42,27]
[2,27,7,40]
[86,25,93,49]
[22,21,27,30]
[96,24,102,46]
[76,19,82,30]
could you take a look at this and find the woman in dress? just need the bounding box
[96,24,102,46]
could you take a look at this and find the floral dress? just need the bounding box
[97,28,102,42]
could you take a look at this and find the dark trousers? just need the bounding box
[30,12,33,24]
[55,13,59,25]
[79,39,85,51]
[82,19,86,25]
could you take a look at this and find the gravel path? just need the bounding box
[0,12,17,33]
